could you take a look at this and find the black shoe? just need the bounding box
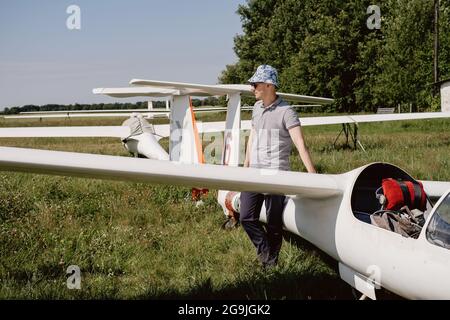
[221,217,239,230]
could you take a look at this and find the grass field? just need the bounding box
[0,113,449,299]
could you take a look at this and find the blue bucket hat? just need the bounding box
[248,64,279,87]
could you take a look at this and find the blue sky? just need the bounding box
[0,0,246,109]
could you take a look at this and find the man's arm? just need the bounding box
[243,128,254,167]
[289,126,316,173]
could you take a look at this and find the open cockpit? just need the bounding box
[351,163,433,239]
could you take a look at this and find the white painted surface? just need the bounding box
[0,146,342,197]
[10,107,247,119]
[169,96,189,161]
[93,87,177,97]
[149,112,450,137]
[169,95,202,164]
[422,180,450,198]
[4,113,169,119]
[129,79,334,104]
[0,126,129,138]
[20,109,163,114]
[123,133,169,161]
[339,263,376,300]
[222,93,241,166]
[441,81,450,112]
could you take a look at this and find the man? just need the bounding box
[241,64,316,268]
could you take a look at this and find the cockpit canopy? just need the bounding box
[427,192,450,250]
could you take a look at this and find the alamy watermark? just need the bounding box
[170,127,285,176]
[367,5,381,30]
[66,5,81,30]
[66,265,81,289]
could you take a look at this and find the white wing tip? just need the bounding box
[129,79,144,85]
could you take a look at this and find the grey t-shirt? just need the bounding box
[250,96,300,171]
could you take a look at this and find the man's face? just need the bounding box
[251,82,276,101]
[251,82,266,100]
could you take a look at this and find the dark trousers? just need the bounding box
[239,191,286,266]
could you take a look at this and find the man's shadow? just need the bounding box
[134,232,359,300]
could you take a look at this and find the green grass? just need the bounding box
[0,114,449,299]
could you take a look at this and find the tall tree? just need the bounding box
[221,0,450,113]
[373,0,435,111]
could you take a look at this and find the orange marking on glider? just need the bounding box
[189,98,205,164]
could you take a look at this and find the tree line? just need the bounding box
[220,0,450,113]
[1,97,222,115]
